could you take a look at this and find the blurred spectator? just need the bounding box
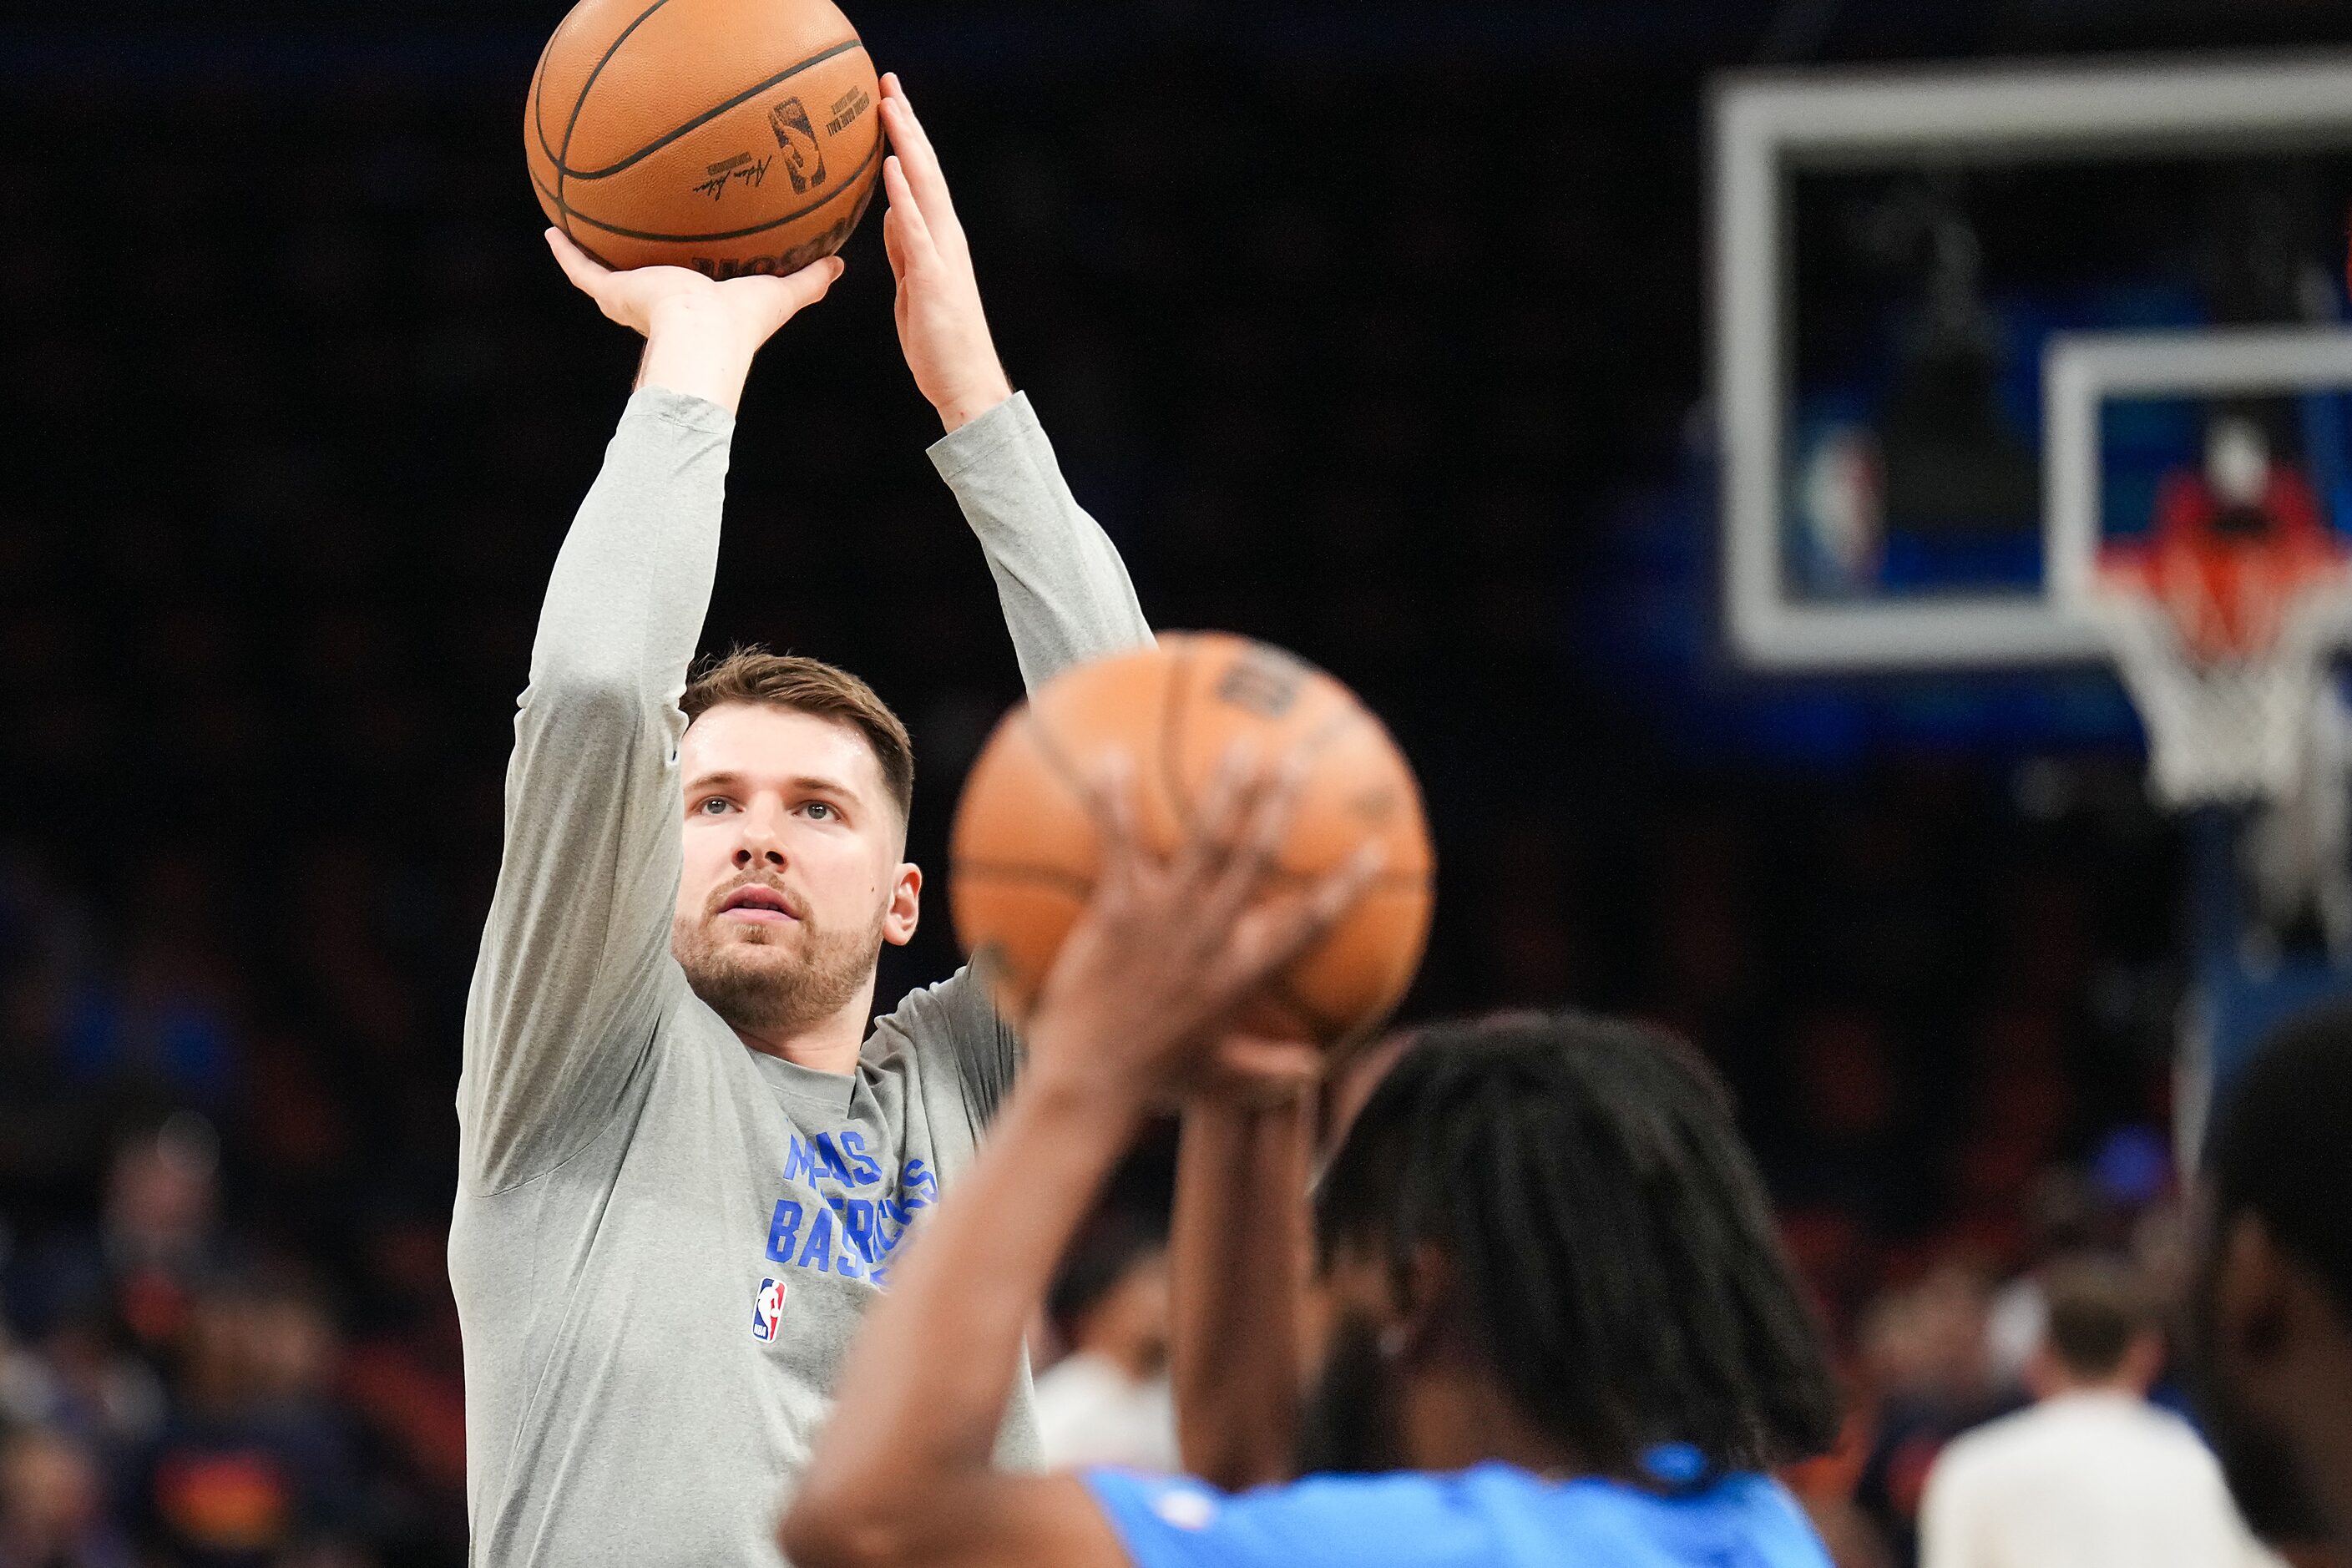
[339,1216,467,1559]
[129,1278,363,1568]
[1783,1399,1897,1568]
[1856,1262,2008,1563]
[1981,1167,2117,1392]
[1033,1218,1176,1473]
[1919,1258,2272,1568]
[0,1424,131,1568]
[7,1117,231,1354]
[16,1317,163,1465]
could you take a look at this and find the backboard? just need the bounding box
[1712,55,2352,672]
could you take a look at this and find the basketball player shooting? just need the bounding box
[778,763,1844,1568]
[452,76,1149,1568]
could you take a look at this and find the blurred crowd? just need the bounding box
[0,12,2325,1568]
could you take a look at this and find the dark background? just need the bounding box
[7,3,2352,1565]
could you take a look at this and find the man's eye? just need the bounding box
[697,797,731,815]
[805,802,832,821]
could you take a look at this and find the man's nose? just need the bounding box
[732,810,788,869]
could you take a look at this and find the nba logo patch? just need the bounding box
[751,1277,788,1342]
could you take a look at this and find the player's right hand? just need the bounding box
[1019,746,1383,1114]
[545,229,841,347]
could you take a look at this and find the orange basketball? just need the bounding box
[950,634,1434,1049]
[524,0,882,277]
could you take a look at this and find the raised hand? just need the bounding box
[878,73,1015,432]
[1021,746,1384,1113]
[544,228,842,412]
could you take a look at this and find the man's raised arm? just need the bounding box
[878,73,1153,692]
[457,241,840,1194]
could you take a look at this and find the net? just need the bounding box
[2092,586,2349,805]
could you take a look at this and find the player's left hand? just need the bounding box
[1020,746,1382,1114]
[878,73,1015,432]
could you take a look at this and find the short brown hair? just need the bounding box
[2041,1257,2155,1380]
[681,647,914,822]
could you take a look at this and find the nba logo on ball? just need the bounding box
[768,99,827,195]
[751,1277,788,1342]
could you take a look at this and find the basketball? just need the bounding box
[524,0,883,277]
[950,634,1434,1048]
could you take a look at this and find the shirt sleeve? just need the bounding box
[456,387,726,1193]
[869,966,1021,1137]
[1081,1470,1496,1568]
[884,393,1156,1125]
[927,392,1154,689]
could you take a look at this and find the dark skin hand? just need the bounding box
[777,746,1380,1568]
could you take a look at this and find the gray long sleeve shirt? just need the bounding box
[450,388,1151,1568]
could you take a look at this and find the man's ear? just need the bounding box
[1383,1244,1457,1368]
[2218,1215,2298,1391]
[884,862,922,948]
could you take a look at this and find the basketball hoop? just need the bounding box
[2089,447,2352,807]
[2091,581,2350,805]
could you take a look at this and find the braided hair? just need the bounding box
[1315,1012,1841,1478]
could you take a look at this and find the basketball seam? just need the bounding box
[555,0,678,235]
[1011,711,1107,842]
[559,38,867,182]
[529,133,880,245]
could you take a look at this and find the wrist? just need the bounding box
[638,312,758,412]
[1181,1091,1287,1128]
[1018,1036,1152,1129]
[933,367,1014,432]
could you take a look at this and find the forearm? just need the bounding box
[792,1066,1139,1533]
[472,372,731,1188]
[928,395,1152,692]
[530,385,730,704]
[1171,1097,1311,1489]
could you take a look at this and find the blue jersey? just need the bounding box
[1085,1463,1832,1568]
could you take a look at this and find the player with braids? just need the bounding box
[1305,1015,1842,1480]
[777,758,1843,1568]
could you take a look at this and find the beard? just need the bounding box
[673,888,886,1039]
[1294,1309,1408,1476]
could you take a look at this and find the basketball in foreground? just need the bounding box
[524,0,883,276]
[951,634,1434,1047]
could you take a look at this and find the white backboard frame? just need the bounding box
[1713,54,2352,671]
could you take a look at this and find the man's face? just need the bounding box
[672,703,919,1039]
